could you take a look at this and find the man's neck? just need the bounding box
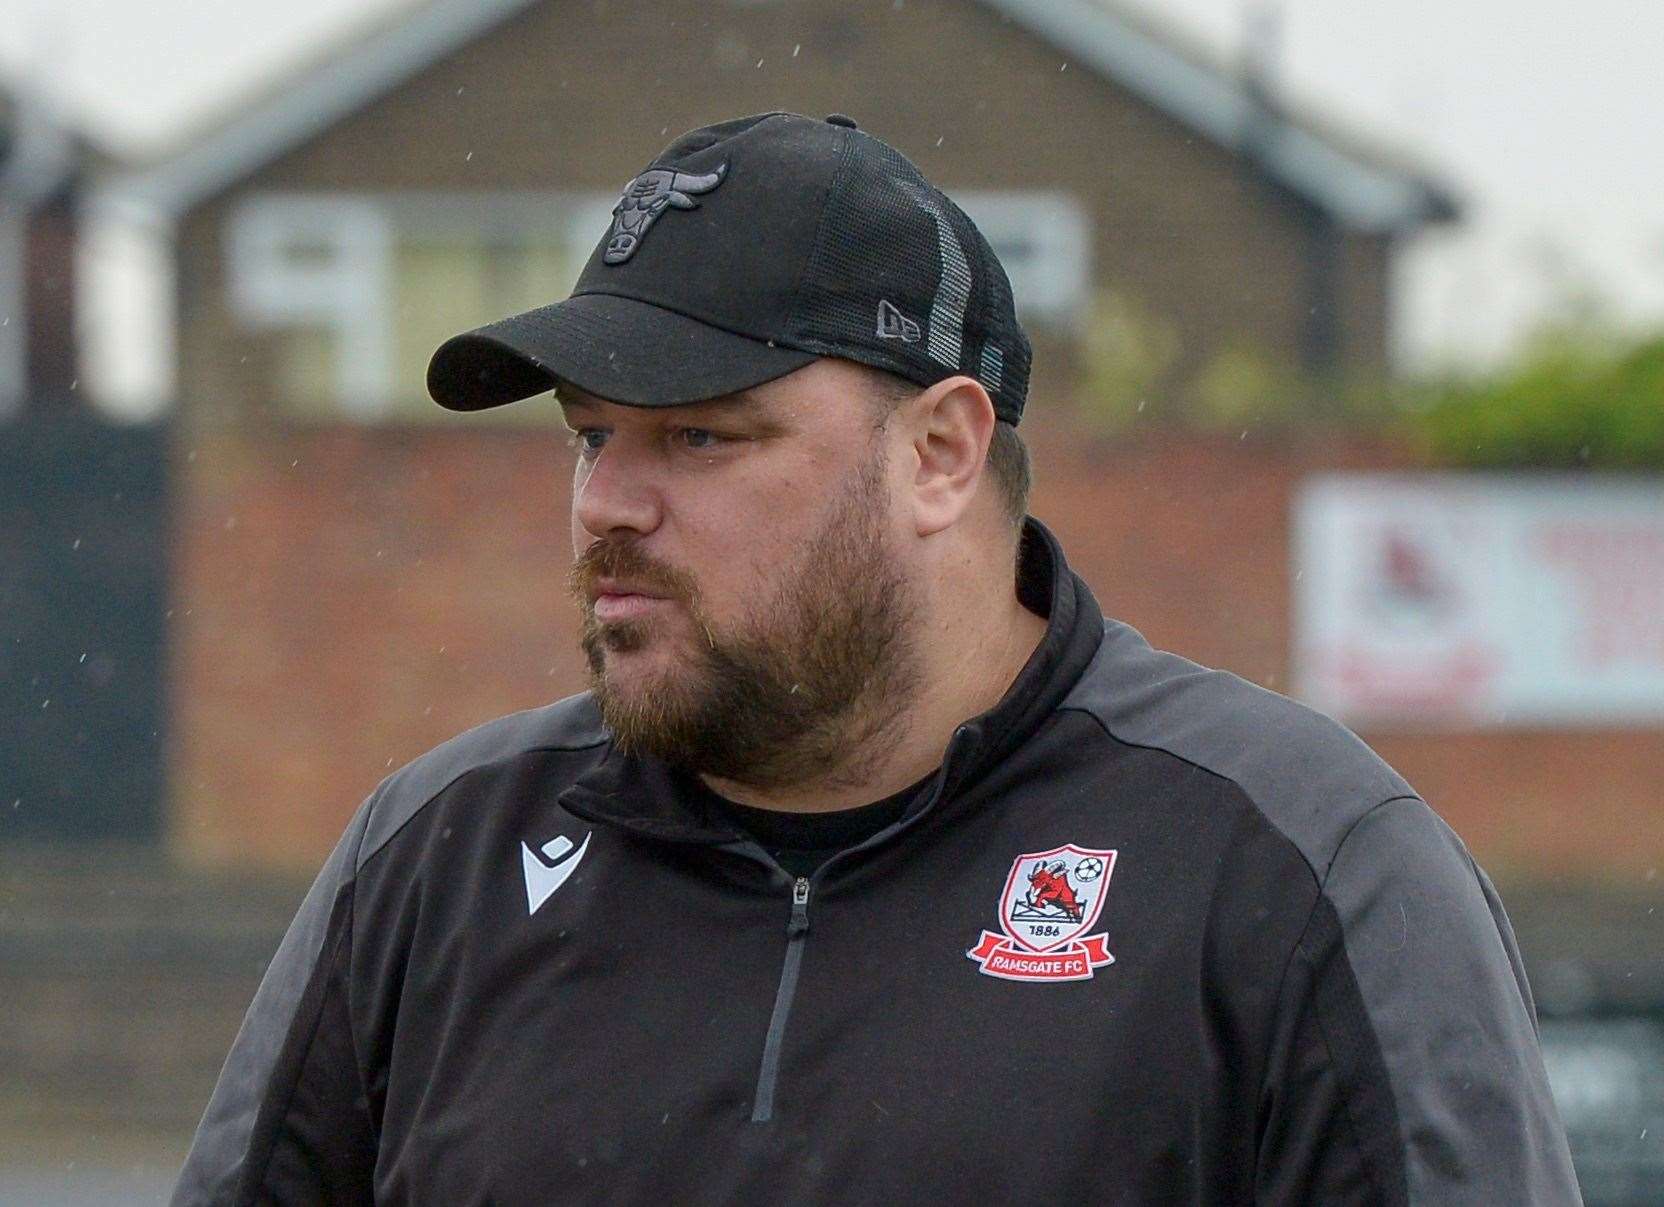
[702,579,1047,814]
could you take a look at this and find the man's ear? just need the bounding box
[905,375,996,537]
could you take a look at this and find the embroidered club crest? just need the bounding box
[603,162,728,263]
[967,845,1117,982]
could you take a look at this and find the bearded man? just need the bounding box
[174,113,1579,1205]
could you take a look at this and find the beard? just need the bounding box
[568,454,919,790]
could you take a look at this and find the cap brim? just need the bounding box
[426,292,819,411]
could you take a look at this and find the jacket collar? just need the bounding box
[558,517,1105,843]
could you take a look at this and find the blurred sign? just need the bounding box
[1295,474,1664,726]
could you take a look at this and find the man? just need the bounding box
[175,113,1579,1204]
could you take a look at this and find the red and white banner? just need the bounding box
[967,931,1114,982]
[1295,475,1664,727]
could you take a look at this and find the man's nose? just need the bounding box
[573,440,663,540]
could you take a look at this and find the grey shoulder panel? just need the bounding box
[171,800,368,1206]
[357,692,607,870]
[1325,799,1581,1202]
[1065,621,1579,1201]
[1060,618,1411,876]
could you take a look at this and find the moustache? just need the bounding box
[568,541,701,609]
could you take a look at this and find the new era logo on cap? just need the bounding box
[876,299,921,344]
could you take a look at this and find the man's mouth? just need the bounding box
[590,580,672,624]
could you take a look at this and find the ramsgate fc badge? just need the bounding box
[966,845,1117,982]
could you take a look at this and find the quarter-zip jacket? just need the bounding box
[173,520,1581,1205]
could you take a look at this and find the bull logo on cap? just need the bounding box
[603,162,728,264]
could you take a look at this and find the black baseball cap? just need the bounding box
[426,112,1032,424]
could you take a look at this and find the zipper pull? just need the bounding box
[788,876,811,936]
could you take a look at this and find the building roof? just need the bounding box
[105,0,1457,233]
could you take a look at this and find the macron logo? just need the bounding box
[521,831,591,916]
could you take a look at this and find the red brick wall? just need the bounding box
[171,425,587,866]
[172,425,1664,879]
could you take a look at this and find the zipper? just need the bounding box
[750,875,812,1124]
[742,727,978,1125]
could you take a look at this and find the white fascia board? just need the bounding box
[979,0,1445,233]
[102,0,541,225]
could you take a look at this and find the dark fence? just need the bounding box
[1,412,169,843]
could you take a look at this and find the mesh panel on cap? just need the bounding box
[785,134,1030,423]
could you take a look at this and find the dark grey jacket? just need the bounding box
[173,521,1581,1205]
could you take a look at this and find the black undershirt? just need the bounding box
[705,774,935,879]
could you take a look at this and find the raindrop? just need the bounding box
[1136,399,1147,413]
[187,449,198,462]
[1060,62,1068,71]
[223,515,238,530]
[456,86,465,95]
[1294,570,1304,581]
[756,58,764,68]
[935,136,944,147]
[1240,430,1248,440]
[792,44,800,57]
[465,151,474,162]
[41,698,50,709]
[661,126,669,136]
[71,537,80,550]
[69,378,78,390]
[291,460,299,468]
[11,799,19,810]
[79,653,87,663]
[438,645,447,654]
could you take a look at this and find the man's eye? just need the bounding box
[572,429,608,456]
[678,428,723,450]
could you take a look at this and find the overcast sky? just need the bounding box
[4,0,1663,375]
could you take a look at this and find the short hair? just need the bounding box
[862,367,1031,531]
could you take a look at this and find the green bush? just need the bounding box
[1071,290,1664,467]
[1407,329,1664,468]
